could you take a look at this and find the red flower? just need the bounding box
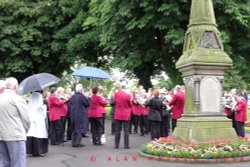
[202,141,212,145]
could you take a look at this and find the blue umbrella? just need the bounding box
[72,66,111,79]
[18,73,60,95]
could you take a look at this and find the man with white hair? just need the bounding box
[0,80,5,93]
[0,77,30,167]
[68,84,90,147]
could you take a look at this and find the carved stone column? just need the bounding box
[172,0,237,143]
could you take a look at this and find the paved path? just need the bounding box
[27,120,250,167]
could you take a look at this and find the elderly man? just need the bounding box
[0,80,5,93]
[68,84,90,147]
[0,77,30,167]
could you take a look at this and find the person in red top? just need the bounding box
[114,85,132,149]
[130,90,140,134]
[98,86,107,135]
[234,90,248,137]
[88,86,108,145]
[48,87,65,145]
[168,85,185,132]
[56,87,69,142]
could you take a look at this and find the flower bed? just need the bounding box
[141,137,250,161]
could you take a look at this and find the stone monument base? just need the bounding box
[172,114,237,143]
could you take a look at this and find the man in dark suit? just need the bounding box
[68,84,90,147]
[168,85,185,132]
[114,85,132,149]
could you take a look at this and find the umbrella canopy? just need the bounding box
[18,73,60,95]
[72,66,111,79]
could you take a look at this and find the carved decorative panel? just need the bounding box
[200,31,220,49]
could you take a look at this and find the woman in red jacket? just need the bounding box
[88,86,108,145]
[48,87,65,145]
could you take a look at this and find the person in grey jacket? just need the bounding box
[0,77,30,167]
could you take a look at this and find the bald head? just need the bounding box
[5,77,19,92]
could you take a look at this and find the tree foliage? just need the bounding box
[0,0,69,80]
[0,0,107,81]
[86,0,250,89]
[0,0,249,90]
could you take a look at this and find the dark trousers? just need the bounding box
[139,115,149,135]
[50,120,64,145]
[234,121,245,137]
[115,120,130,148]
[102,113,106,134]
[111,115,115,135]
[71,132,82,147]
[172,118,177,132]
[66,117,72,140]
[161,115,170,137]
[61,116,67,141]
[130,114,139,133]
[150,121,161,140]
[90,118,102,144]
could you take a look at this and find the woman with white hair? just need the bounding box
[26,91,48,156]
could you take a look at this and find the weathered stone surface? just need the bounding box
[172,116,237,143]
[173,0,237,143]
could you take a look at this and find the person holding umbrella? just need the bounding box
[68,84,90,147]
[88,86,108,145]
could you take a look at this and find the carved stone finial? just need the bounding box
[189,0,216,27]
[176,0,232,69]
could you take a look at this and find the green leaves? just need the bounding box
[0,0,249,90]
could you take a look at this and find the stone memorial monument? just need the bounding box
[173,0,237,143]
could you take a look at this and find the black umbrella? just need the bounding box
[18,73,60,95]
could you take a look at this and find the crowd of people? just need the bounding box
[0,77,248,167]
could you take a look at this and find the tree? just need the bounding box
[0,0,249,90]
[0,0,71,80]
[0,0,108,82]
[86,0,190,89]
[86,0,250,89]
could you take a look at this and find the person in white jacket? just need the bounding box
[26,91,48,156]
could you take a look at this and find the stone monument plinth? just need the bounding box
[172,0,237,143]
